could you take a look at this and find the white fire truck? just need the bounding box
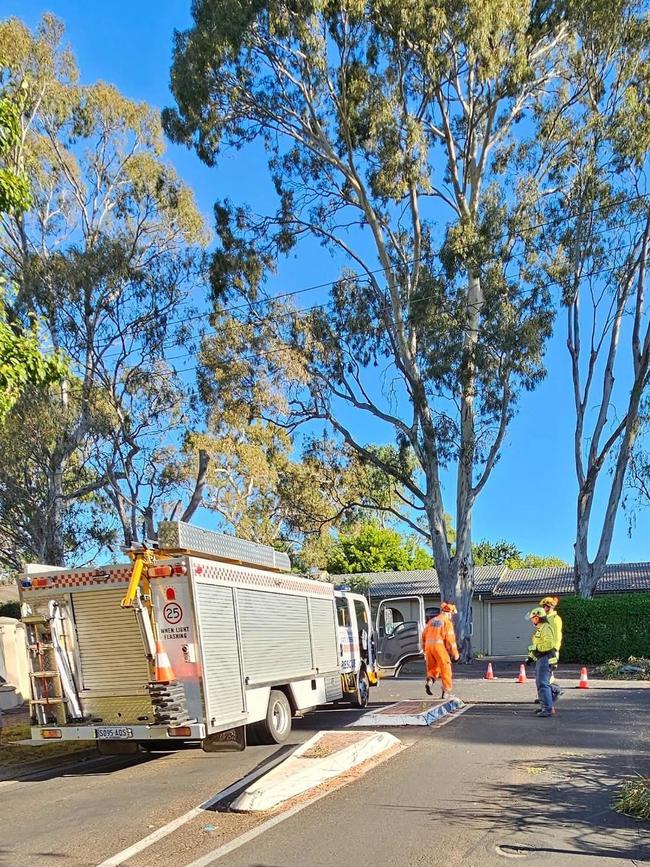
[18,522,376,753]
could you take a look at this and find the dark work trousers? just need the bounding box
[536,655,553,711]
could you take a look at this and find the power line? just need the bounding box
[93,191,650,355]
[155,255,648,376]
[99,208,650,363]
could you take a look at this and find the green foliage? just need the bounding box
[0,387,117,569]
[510,554,568,569]
[326,521,433,575]
[472,539,567,568]
[473,539,521,566]
[0,82,67,420]
[0,88,31,214]
[559,594,650,664]
[0,600,20,619]
[612,776,650,821]
[0,310,68,421]
[597,657,650,680]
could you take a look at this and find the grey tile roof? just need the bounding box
[599,562,650,592]
[331,562,650,599]
[330,565,506,598]
[492,562,650,598]
[492,567,575,597]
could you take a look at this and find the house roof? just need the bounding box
[493,562,650,598]
[330,565,506,598]
[331,561,650,600]
[492,567,574,597]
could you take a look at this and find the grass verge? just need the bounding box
[612,776,650,821]
[0,722,94,768]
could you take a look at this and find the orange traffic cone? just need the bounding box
[516,663,527,684]
[484,662,495,680]
[578,666,589,689]
[154,640,175,682]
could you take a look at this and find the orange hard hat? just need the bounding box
[440,601,457,614]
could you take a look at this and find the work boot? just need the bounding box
[537,708,556,718]
[441,689,452,700]
[425,678,433,696]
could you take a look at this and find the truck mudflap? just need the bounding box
[30,722,206,742]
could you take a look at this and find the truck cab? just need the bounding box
[374,595,426,677]
[334,590,378,707]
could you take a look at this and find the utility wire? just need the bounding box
[98,209,650,362]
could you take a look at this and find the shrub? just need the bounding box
[597,657,650,680]
[612,776,650,821]
[559,593,650,664]
[0,601,20,619]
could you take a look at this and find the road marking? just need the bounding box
[183,744,409,867]
[95,748,295,867]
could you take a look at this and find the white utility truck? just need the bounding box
[18,522,377,753]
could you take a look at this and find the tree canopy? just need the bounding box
[0,15,207,566]
[325,520,433,576]
[0,80,67,420]
[163,0,608,654]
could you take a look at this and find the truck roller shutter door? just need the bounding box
[72,589,150,693]
[309,598,339,673]
[195,582,246,726]
[238,590,312,683]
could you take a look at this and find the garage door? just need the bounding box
[490,602,534,656]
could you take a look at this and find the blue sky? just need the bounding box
[8,1,650,564]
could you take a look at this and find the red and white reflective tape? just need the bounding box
[22,568,132,592]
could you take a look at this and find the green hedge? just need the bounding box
[559,593,650,664]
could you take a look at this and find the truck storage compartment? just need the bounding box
[72,588,153,723]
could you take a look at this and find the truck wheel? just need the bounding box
[251,689,292,745]
[352,668,370,708]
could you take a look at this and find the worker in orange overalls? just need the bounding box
[421,602,460,699]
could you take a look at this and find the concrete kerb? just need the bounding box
[350,697,464,727]
[230,730,400,812]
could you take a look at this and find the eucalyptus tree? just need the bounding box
[0,15,207,564]
[163,0,592,654]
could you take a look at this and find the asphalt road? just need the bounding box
[222,681,650,867]
[0,670,648,867]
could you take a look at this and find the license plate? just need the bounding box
[95,726,133,740]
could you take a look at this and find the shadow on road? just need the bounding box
[368,687,650,863]
[372,750,649,862]
[0,749,163,784]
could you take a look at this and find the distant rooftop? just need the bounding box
[330,565,506,598]
[331,561,650,598]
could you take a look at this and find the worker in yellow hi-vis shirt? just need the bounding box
[527,607,557,717]
[540,596,563,703]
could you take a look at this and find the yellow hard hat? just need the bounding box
[527,606,546,620]
[540,596,559,608]
[440,601,457,614]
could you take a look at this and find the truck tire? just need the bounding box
[250,689,292,745]
[352,668,370,708]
